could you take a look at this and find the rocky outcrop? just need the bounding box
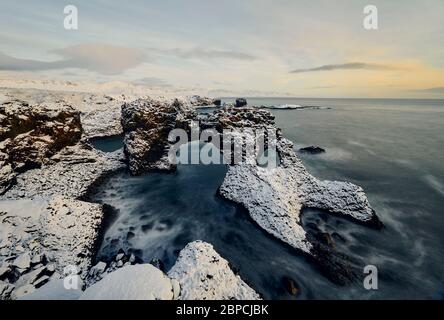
[80,95,124,139]
[121,98,196,174]
[0,143,124,200]
[235,98,247,108]
[299,146,326,154]
[168,241,260,300]
[210,107,381,282]
[0,100,82,194]
[21,241,260,300]
[187,95,218,107]
[0,197,106,299]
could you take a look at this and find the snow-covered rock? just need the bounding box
[0,196,106,299]
[186,95,217,107]
[121,98,196,174]
[213,107,381,282]
[0,143,124,200]
[168,241,260,300]
[0,99,82,194]
[80,94,124,138]
[19,278,83,300]
[80,264,177,300]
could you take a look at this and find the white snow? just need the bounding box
[80,264,177,300]
[168,241,261,300]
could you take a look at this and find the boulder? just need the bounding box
[235,98,247,108]
[299,146,326,154]
[282,276,299,296]
[168,241,260,300]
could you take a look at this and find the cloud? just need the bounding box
[290,62,396,73]
[0,44,146,74]
[132,77,171,87]
[413,87,444,93]
[152,47,257,61]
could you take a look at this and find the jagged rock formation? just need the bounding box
[0,100,82,194]
[210,107,381,282]
[0,197,105,299]
[121,98,196,174]
[168,241,260,300]
[0,143,124,200]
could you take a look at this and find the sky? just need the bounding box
[1,0,444,98]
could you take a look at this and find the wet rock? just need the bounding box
[282,276,299,296]
[316,232,336,249]
[299,146,326,154]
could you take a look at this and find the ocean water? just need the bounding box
[90,98,444,299]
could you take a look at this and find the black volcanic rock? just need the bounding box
[299,146,326,154]
[235,98,247,108]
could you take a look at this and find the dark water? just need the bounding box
[91,98,444,299]
[90,135,123,152]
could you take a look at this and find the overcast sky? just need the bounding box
[1,0,444,98]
